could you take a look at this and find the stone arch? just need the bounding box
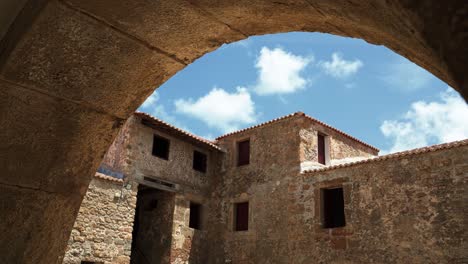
[0,0,466,262]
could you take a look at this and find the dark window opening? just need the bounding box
[81,261,103,264]
[237,139,250,166]
[234,202,249,231]
[152,135,170,160]
[321,187,346,228]
[189,202,201,230]
[318,133,326,165]
[193,151,207,173]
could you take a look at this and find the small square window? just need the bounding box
[189,202,201,230]
[321,187,346,228]
[193,151,207,173]
[152,135,170,160]
[237,139,250,166]
[234,202,249,231]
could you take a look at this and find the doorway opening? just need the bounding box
[130,184,175,264]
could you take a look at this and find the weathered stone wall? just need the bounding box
[217,142,467,264]
[126,116,219,194]
[62,175,137,264]
[62,111,467,264]
[131,187,175,264]
[100,119,132,174]
[298,117,378,167]
[171,194,209,264]
[215,117,303,264]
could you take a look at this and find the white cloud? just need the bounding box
[253,47,312,95]
[175,87,256,133]
[318,52,363,78]
[380,88,468,153]
[383,58,433,91]
[140,91,159,109]
[139,91,190,131]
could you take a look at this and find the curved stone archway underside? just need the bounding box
[0,0,466,263]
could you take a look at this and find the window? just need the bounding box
[237,139,250,166]
[321,187,346,228]
[317,133,326,165]
[152,135,170,160]
[81,261,103,264]
[193,151,207,173]
[189,202,201,230]
[234,202,249,231]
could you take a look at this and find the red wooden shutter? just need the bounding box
[235,202,249,231]
[318,134,325,165]
[237,140,250,166]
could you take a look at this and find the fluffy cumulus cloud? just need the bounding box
[175,87,256,133]
[383,58,433,91]
[253,47,312,95]
[380,88,468,153]
[318,52,363,78]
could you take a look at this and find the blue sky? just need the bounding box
[139,32,468,154]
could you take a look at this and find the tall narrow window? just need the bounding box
[234,202,249,231]
[237,139,250,166]
[321,187,346,228]
[193,151,207,173]
[189,202,201,230]
[152,135,170,160]
[318,133,326,165]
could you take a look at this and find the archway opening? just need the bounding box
[0,1,466,263]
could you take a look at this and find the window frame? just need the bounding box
[234,201,249,231]
[317,133,326,165]
[192,150,207,173]
[152,134,170,160]
[236,139,250,166]
[189,202,202,230]
[320,187,346,229]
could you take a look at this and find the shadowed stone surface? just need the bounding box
[0,0,183,119]
[0,0,466,262]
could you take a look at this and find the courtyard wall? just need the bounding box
[62,174,137,264]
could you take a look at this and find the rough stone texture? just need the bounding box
[214,116,305,264]
[124,115,220,194]
[214,118,467,263]
[64,113,467,263]
[0,78,120,263]
[0,0,183,119]
[287,144,468,264]
[298,117,378,166]
[131,187,175,264]
[62,176,136,264]
[64,114,221,264]
[0,0,467,262]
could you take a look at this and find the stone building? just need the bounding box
[62,112,467,264]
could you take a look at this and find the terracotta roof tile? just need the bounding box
[302,139,468,174]
[134,112,222,151]
[215,112,300,140]
[94,172,124,183]
[299,112,379,152]
[215,112,379,152]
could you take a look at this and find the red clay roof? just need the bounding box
[215,112,379,152]
[94,172,124,183]
[134,112,222,151]
[302,139,468,174]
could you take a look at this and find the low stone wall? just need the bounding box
[62,174,137,264]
